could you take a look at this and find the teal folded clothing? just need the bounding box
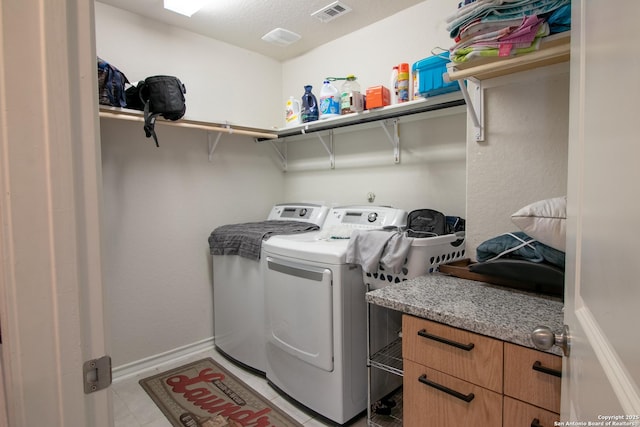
[476,231,565,268]
[544,3,571,33]
[447,0,570,38]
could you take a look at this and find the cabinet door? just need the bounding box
[404,359,502,427]
[403,315,503,392]
[504,396,560,427]
[504,343,562,413]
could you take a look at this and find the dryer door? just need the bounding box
[265,256,334,372]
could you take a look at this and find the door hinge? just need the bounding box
[83,355,112,394]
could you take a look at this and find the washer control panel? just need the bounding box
[268,203,329,225]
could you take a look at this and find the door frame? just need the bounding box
[0,0,111,426]
[562,0,640,421]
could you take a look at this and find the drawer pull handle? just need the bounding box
[531,418,543,427]
[418,374,475,402]
[532,360,562,378]
[417,329,475,351]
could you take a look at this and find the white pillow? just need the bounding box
[511,196,566,252]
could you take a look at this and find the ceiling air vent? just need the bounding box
[311,1,352,23]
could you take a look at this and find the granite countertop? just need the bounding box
[366,273,565,356]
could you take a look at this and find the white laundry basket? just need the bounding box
[363,233,465,289]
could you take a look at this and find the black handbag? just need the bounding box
[136,76,186,147]
[406,209,447,238]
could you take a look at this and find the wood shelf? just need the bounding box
[99,91,466,144]
[270,91,465,142]
[98,106,278,140]
[445,32,570,82]
[99,93,466,166]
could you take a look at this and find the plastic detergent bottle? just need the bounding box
[340,75,364,114]
[397,63,410,102]
[300,85,319,123]
[319,80,341,119]
[390,65,398,104]
[412,61,424,101]
[285,96,301,126]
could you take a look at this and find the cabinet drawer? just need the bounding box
[504,343,562,413]
[404,359,502,427]
[402,315,503,392]
[504,396,560,427]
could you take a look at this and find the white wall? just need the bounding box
[95,2,282,128]
[281,0,467,218]
[96,0,569,368]
[281,0,570,258]
[282,0,459,110]
[100,120,284,366]
[282,0,570,345]
[96,0,469,368]
[465,68,569,258]
[282,112,467,215]
[95,2,287,367]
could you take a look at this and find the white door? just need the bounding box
[0,1,111,426]
[562,0,640,421]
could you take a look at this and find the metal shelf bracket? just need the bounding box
[208,132,222,161]
[315,130,335,169]
[267,139,287,171]
[207,122,233,161]
[458,79,484,142]
[380,119,400,164]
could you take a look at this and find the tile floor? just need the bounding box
[112,348,368,427]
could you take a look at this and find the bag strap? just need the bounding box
[143,101,161,147]
[484,232,541,262]
[138,81,161,147]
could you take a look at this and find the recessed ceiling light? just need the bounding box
[163,0,208,17]
[261,28,302,47]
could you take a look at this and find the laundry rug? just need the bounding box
[139,358,303,427]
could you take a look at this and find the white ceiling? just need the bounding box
[96,0,427,62]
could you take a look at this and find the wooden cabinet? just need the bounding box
[404,359,502,427]
[504,396,560,427]
[403,315,503,393]
[504,342,562,426]
[402,314,562,426]
[403,315,503,426]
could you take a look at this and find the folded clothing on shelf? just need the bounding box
[446,0,571,64]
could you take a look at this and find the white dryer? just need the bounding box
[262,206,407,424]
[211,203,328,375]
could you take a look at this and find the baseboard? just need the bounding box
[112,337,215,382]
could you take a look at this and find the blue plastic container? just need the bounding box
[412,52,459,98]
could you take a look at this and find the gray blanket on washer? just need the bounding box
[208,220,320,261]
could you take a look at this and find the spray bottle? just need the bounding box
[390,65,398,104]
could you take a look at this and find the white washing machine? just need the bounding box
[262,206,407,424]
[211,203,329,375]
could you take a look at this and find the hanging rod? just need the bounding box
[98,107,277,140]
